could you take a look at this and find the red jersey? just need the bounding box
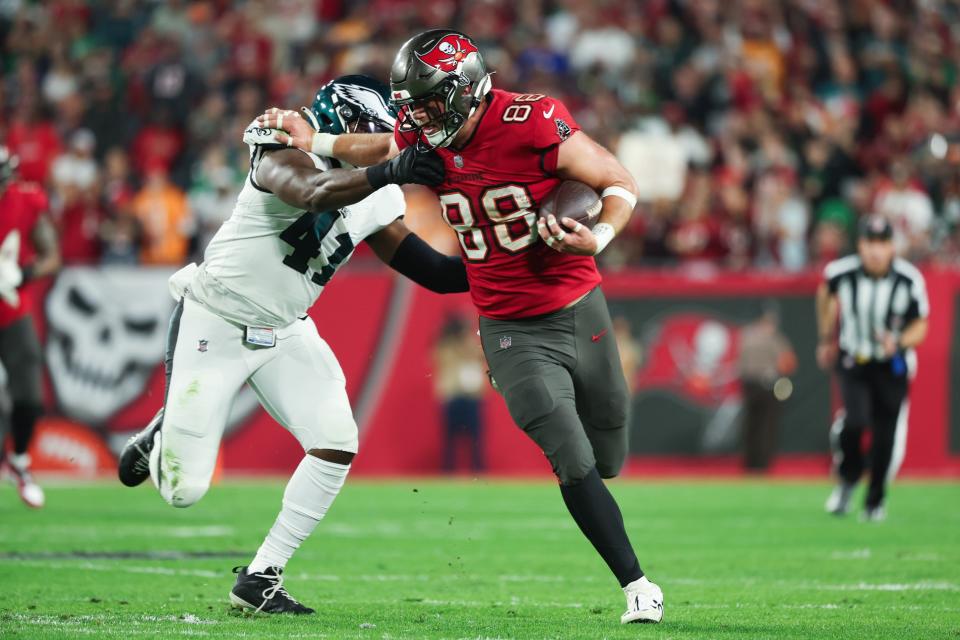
[7,121,61,183]
[0,182,47,327]
[395,89,601,319]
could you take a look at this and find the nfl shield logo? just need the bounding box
[499,336,512,350]
[454,155,464,168]
[197,339,208,353]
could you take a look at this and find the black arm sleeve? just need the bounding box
[388,233,469,294]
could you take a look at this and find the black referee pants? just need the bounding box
[832,360,909,508]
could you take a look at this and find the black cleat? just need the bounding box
[229,566,315,614]
[118,408,164,487]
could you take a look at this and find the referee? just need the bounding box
[815,215,929,521]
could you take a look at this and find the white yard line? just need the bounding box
[1,613,335,639]
[3,558,956,594]
[815,581,959,592]
[829,548,872,559]
[0,559,598,585]
[0,559,222,578]
[0,524,235,541]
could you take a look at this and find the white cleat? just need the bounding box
[825,483,855,515]
[3,453,45,508]
[861,504,887,522]
[620,576,663,624]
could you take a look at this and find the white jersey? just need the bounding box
[171,134,404,328]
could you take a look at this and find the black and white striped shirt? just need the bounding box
[824,255,929,369]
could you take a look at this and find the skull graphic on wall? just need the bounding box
[45,266,176,424]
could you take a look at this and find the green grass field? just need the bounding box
[1,479,958,640]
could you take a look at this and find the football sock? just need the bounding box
[248,455,350,573]
[559,467,644,588]
[11,404,40,455]
[7,452,31,471]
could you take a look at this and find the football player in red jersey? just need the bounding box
[258,30,663,624]
[0,146,61,508]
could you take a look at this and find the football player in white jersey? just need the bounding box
[118,76,467,614]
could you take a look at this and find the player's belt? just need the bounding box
[244,326,276,348]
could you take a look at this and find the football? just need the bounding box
[537,180,602,229]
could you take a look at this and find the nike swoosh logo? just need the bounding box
[542,104,555,118]
[591,329,608,342]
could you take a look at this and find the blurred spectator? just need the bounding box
[51,129,98,196]
[56,191,103,265]
[130,166,192,265]
[617,105,712,202]
[3,0,960,270]
[432,314,486,474]
[189,148,242,257]
[99,213,143,266]
[130,108,184,180]
[569,10,637,74]
[612,315,642,396]
[82,79,130,159]
[50,130,102,264]
[666,170,728,267]
[145,39,201,125]
[100,147,136,216]
[873,158,935,260]
[753,170,809,271]
[224,9,275,86]
[737,304,796,473]
[5,103,61,184]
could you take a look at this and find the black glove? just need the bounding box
[366,147,445,189]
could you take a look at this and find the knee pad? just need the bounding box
[550,436,596,486]
[594,422,628,479]
[504,377,596,484]
[150,435,211,508]
[504,376,555,429]
[595,447,626,480]
[594,388,629,432]
[161,478,210,508]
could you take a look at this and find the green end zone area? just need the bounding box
[1,479,958,639]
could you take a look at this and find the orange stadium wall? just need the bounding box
[18,266,960,478]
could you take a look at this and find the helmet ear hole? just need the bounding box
[319,114,337,131]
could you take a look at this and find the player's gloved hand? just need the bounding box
[366,147,445,189]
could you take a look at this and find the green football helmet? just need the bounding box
[305,75,396,136]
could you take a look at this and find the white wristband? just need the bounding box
[311,132,337,157]
[592,222,616,255]
[601,186,638,210]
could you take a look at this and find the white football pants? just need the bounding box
[154,297,357,507]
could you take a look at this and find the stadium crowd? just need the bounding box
[2,0,960,272]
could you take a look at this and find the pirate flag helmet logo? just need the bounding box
[389,30,493,149]
[415,34,480,74]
